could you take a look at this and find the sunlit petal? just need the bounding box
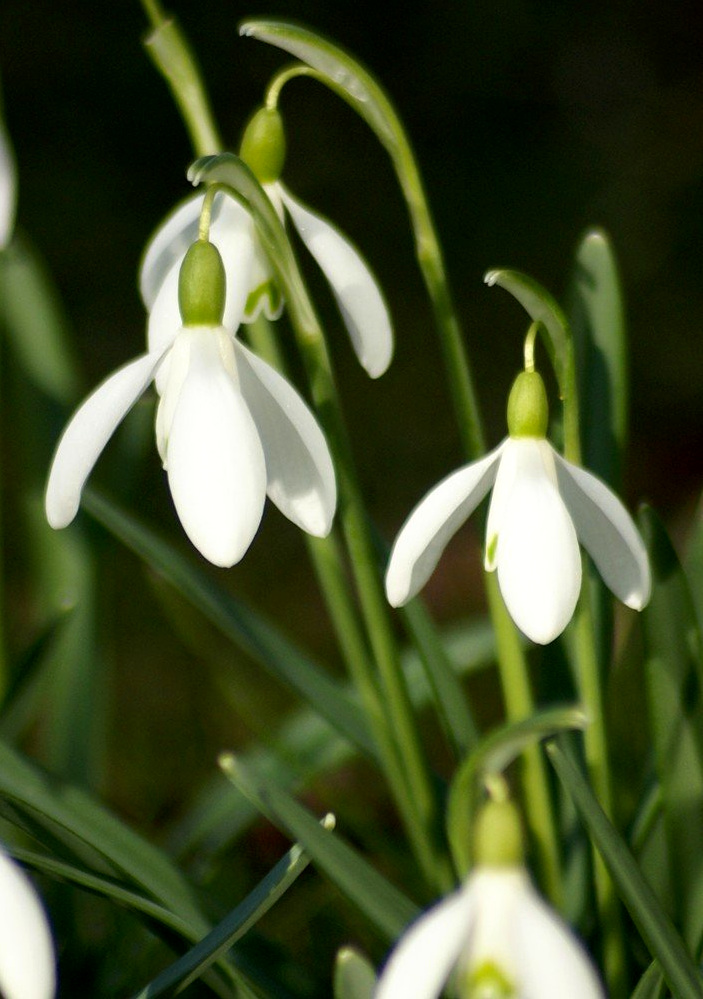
[0,119,16,250]
[139,193,204,310]
[234,341,336,536]
[495,439,581,644]
[0,849,55,999]
[166,328,267,567]
[385,443,505,607]
[46,349,165,529]
[484,437,519,571]
[554,454,651,609]
[375,885,475,999]
[513,881,605,999]
[280,184,393,377]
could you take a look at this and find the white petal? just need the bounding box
[513,880,605,999]
[493,439,581,644]
[280,184,393,378]
[139,193,204,310]
[234,341,336,536]
[385,443,505,607]
[165,328,267,567]
[0,120,16,250]
[375,886,475,999]
[554,454,651,610]
[0,849,55,999]
[46,349,165,529]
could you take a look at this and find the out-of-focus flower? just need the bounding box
[140,107,393,382]
[46,240,336,566]
[0,76,17,249]
[386,370,650,644]
[0,848,56,999]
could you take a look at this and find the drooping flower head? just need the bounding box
[140,103,393,384]
[375,797,604,999]
[46,234,336,566]
[0,846,56,999]
[386,361,650,644]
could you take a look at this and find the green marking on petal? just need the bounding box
[460,960,515,999]
[244,279,283,321]
[486,534,498,567]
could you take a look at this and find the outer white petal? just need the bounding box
[165,328,267,567]
[46,349,165,529]
[279,184,393,378]
[0,120,16,250]
[0,849,55,999]
[494,439,581,644]
[512,879,605,999]
[375,885,475,999]
[234,340,336,537]
[139,193,204,310]
[554,453,651,610]
[385,443,505,607]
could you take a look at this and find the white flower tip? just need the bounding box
[0,849,56,999]
[385,565,410,608]
[484,270,499,286]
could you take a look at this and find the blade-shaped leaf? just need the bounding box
[639,505,703,952]
[446,706,587,875]
[83,489,375,760]
[548,739,703,999]
[220,754,418,941]
[630,961,668,999]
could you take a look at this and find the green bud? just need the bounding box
[506,370,549,438]
[473,798,523,867]
[178,240,226,327]
[240,106,286,183]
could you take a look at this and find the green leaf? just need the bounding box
[446,706,587,875]
[83,489,375,759]
[220,754,418,941]
[484,268,572,400]
[333,947,377,999]
[630,961,668,999]
[565,228,627,489]
[0,234,79,403]
[639,505,703,952]
[132,836,314,997]
[547,739,703,999]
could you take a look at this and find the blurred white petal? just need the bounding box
[0,120,16,250]
[493,439,581,644]
[234,341,336,536]
[280,184,393,377]
[554,454,651,609]
[0,849,55,999]
[165,328,267,566]
[375,886,474,999]
[46,349,166,529]
[513,881,605,998]
[385,444,504,607]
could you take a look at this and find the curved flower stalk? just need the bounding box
[376,796,604,999]
[139,106,393,381]
[0,76,16,249]
[386,370,650,644]
[0,848,56,999]
[46,240,336,567]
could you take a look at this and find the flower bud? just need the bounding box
[240,106,286,184]
[507,370,549,439]
[473,797,523,867]
[178,239,226,327]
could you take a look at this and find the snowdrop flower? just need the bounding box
[386,368,650,644]
[139,106,393,384]
[0,847,56,999]
[376,798,604,999]
[0,76,16,249]
[46,239,336,567]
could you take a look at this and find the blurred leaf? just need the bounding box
[0,233,78,404]
[132,834,315,998]
[83,489,375,759]
[548,739,703,999]
[333,947,377,999]
[566,228,627,489]
[639,506,703,952]
[684,499,703,629]
[446,705,587,876]
[484,268,572,400]
[220,754,418,941]
[630,961,668,999]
